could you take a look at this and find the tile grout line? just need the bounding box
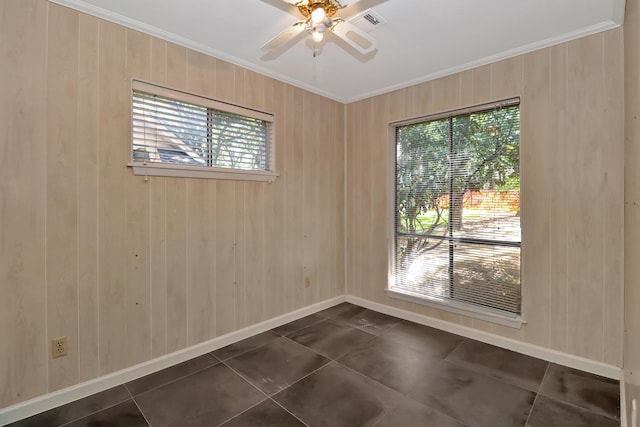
[212,331,282,362]
[536,363,621,421]
[125,384,153,427]
[126,354,219,398]
[55,386,132,427]
[269,398,312,427]
[212,398,270,427]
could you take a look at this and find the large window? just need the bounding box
[389,99,521,323]
[129,80,277,182]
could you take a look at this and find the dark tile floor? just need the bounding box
[8,303,621,427]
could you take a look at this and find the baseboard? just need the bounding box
[0,296,346,426]
[346,295,622,380]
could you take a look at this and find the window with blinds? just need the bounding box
[391,99,521,319]
[129,80,276,182]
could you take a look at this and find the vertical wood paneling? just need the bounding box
[603,28,624,367]
[215,181,236,335]
[302,92,320,305]
[334,101,346,297]
[287,87,305,310]
[317,96,333,302]
[370,95,389,302]
[215,59,235,103]
[548,43,569,353]
[97,21,128,374]
[472,65,492,105]
[0,0,48,407]
[521,48,551,348]
[412,81,433,117]
[566,34,605,361]
[234,181,247,328]
[125,29,152,367]
[264,81,287,318]
[77,12,100,381]
[186,179,215,344]
[149,38,168,358]
[244,71,266,326]
[164,43,188,353]
[245,183,265,325]
[46,3,80,392]
[347,102,362,297]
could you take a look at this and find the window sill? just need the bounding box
[128,162,279,182]
[385,287,526,329]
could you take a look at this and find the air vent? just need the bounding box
[348,9,387,33]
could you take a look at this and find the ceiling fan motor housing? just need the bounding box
[297,0,340,19]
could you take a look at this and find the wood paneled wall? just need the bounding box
[625,0,640,417]
[0,0,345,408]
[346,29,625,366]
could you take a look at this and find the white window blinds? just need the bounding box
[393,99,521,316]
[130,80,276,181]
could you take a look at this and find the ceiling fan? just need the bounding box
[262,0,377,55]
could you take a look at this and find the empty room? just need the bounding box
[1,0,639,426]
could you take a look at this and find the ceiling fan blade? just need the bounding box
[331,19,376,54]
[261,22,306,50]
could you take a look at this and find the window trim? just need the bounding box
[128,79,278,182]
[386,98,525,328]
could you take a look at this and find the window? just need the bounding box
[129,80,277,182]
[388,99,522,325]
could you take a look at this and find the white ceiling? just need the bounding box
[51,0,625,103]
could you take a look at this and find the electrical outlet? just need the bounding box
[51,336,68,359]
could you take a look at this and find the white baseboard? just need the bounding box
[345,295,622,380]
[0,296,346,426]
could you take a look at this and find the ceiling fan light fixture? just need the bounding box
[311,29,324,42]
[311,7,326,25]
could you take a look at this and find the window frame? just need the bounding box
[386,98,525,328]
[128,79,278,182]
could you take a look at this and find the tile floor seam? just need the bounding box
[54,387,132,427]
[212,332,281,362]
[130,395,153,427]
[221,358,289,400]
[537,363,621,420]
[536,362,551,395]
[287,320,379,360]
[332,357,474,427]
[56,398,135,427]
[261,354,333,397]
[439,355,539,395]
[331,357,415,403]
[212,397,269,427]
[444,336,468,361]
[280,335,338,362]
[123,353,222,399]
[523,389,542,426]
[273,316,326,337]
[269,397,312,427]
[535,393,622,421]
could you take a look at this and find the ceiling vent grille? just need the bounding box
[349,9,387,33]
